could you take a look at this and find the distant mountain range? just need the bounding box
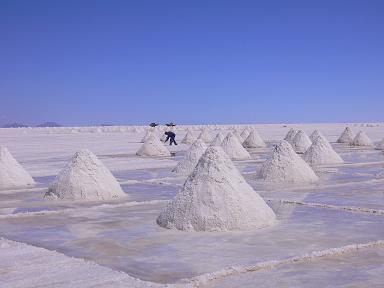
[2,123,29,128]
[2,122,62,128]
[36,122,62,127]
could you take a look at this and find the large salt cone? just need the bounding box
[303,134,343,165]
[351,131,373,147]
[221,132,251,160]
[0,147,35,190]
[141,130,157,143]
[284,128,297,142]
[45,149,125,201]
[136,136,171,157]
[210,132,225,146]
[243,130,266,148]
[309,130,322,142]
[257,140,319,183]
[337,127,354,144]
[181,129,196,144]
[172,140,207,176]
[157,146,276,231]
[240,128,251,142]
[291,130,312,153]
[197,128,213,143]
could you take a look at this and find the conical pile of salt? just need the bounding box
[240,128,250,141]
[376,138,384,150]
[243,130,266,148]
[303,134,344,165]
[233,130,244,142]
[172,140,207,176]
[284,128,297,142]
[181,129,196,144]
[198,128,213,143]
[157,146,276,231]
[45,149,125,200]
[257,140,319,183]
[309,130,322,142]
[351,131,373,147]
[221,132,251,160]
[291,130,312,153]
[0,147,35,190]
[337,127,354,144]
[136,136,171,157]
[210,132,225,146]
[141,129,157,143]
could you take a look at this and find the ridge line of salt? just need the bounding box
[267,199,384,215]
[182,239,384,287]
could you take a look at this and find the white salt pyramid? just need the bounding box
[221,132,251,160]
[181,129,196,144]
[309,130,322,142]
[376,138,384,150]
[45,149,125,201]
[351,131,373,147]
[141,129,157,143]
[291,130,312,153]
[198,128,213,143]
[136,135,171,157]
[210,132,225,146]
[284,128,297,142]
[243,130,266,148]
[337,127,354,144]
[172,140,207,176]
[240,128,250,141]
[257,140,319,183]
[0,147,35,190]
[157,146,276,231]
[233,130,244,142]
[303,134,344,165]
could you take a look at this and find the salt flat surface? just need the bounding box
[0,123,383,287]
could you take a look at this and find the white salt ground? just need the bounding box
[351,131,373,147]
[45,149,125,201]
[303,134,344,166]
[0,146,35,190]
[136,135,171,157]
[172,139,207,176]
[243,130,266,148]
[291,130,312,153]
[337,127,354,144]
[221,132,251,160]
[257,140,319,183]
[157,146,276,232]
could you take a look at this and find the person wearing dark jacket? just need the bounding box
[164,131,177,146]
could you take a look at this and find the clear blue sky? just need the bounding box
[1,0,383,126]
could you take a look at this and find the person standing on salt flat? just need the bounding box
[197,127,213,143]
[290,130,312,153]
[44,149,125,201]
[221,132,251,160]
[351,131,373,147]
[164,131,178,146]
[337,127,354,144]
[136,135,171,157]
[172,139,207,176]
[243,129,266,148]
[0,146,35,190]
[284,128,297,142]
[303,134,344,165]
[157,146,276,232]
[210,131,225,146]
[257,140,319,183]
[181,129,196,144]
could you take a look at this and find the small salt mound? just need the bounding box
[181,129,196,144]
[233,130,244,142]
[337,127,354,144]
[45,149,125,201]
[309,130,322,142]
[240,128,250,141]
[284,128,297,142]
[0,147,35,190]
[291,130,312,153]
[157,146,276,231]
[221,132,251,160]
[376,138,384,150]
[172,140,207,176]
[351,131,373,147]
[210,132,225,146]
[198,128,213,143]
[303,134,344,165]
[243,130,266,148]
[141,130,157,143]
[136,136,171,157]
[257,140,319,183]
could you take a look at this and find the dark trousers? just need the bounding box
[169,136,177,146]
